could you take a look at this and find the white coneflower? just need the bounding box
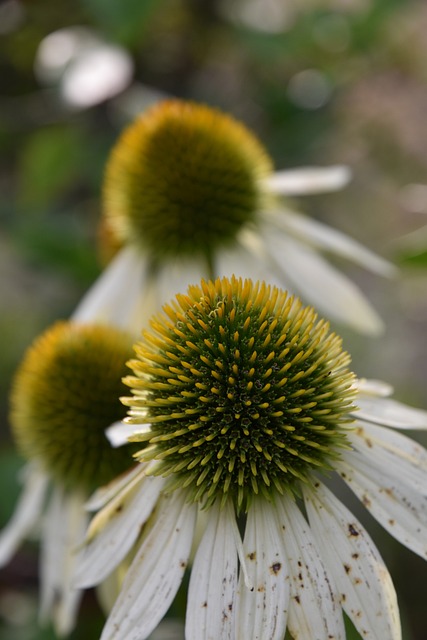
[75,276,427,640]
[0,322,138,635]
[74,99,395,336]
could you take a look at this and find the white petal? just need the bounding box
[100,491,196,640]
[39,486,88,636]
[155,256,209,302]
[264,165,351,195]
[0,464,48,565]
[186,501,238,640]
[354,395,427,430]
[216,226,294,295]
[304,482,401,640]
[338,455,427,559]
[96,566,124,615]
[267,208,396,277]
[261,228,384,335]
[236,500,290,640]
[71,245,154,333]
[75,474,165,588]
[105,421,149,448]
[355,379,394,397]
[215,232,283,286]
[274,497,345,640]
[85,463,148,512]
[349,422,427,495]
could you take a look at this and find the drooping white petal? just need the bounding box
[84,463,147,512]
[155,255,210,303]
[106,421,150,447]
[349,422,427,495]
[235,500,290,640]
[355,379,394,397]
[338,454,427,559]
[267,208,396,277]
[186,501,238,640]
[304,482,401,640]
[215,231,283,287]
[261,227,384,335]
[0,464,48,565]
[215,226,296,298]
[75,474,165,588]
[264,165,351,195]
[96,564,126,615]
[71,245,154,333]
[274,497,345,640]
[39,486,88,636]
[100,491,197,640]
[354,395,427,430]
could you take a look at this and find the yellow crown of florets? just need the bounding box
[10,322,137,491]
[123,277,356,512]
[103,100,273,262]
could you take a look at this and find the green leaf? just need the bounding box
[85,0,162,45]
[18,126,86,210]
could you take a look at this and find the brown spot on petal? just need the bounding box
[382,487,395,498]
[362,494,371,508]
[348,523,359,537]
[344,564,351,574]
[270,562,281,575]
[248,551,256,561]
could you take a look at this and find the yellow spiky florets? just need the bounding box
[10,322,138,491]
[123,277,356,512]
[103,100,273,263]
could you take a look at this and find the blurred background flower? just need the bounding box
[0,322,137,636]
[1,0,427,638]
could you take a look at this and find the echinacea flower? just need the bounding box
[0,321,138,635]
[75,276,427,640]
[75,98,395,336]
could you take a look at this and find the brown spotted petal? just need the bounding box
[304,482,400,640]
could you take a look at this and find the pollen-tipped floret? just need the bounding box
[123,277,356,511]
